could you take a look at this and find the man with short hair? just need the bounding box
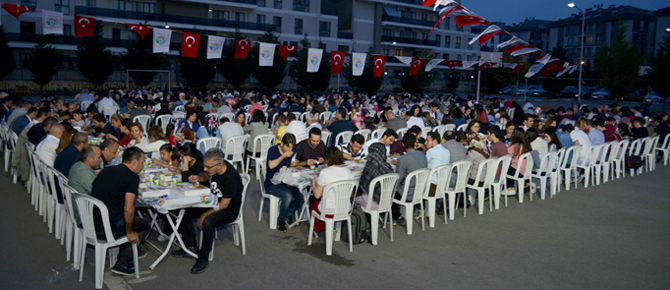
[523,114,534,131]
[35,124,64,166]
[120,98,135,115]
[128,100,151,121]
[69,146,101,194]
[284,113,308,137]
[337,134,366,160]
[441,131,467,162]
[393,133,427,224]
[652,116,670,141]
[425,131,451,189]
[97,92,116,113]
[91,114,115,137]
[429,103,442,120]
[11,107,37,135]
[248,96,263,115]
[305,113,322,131]
[91,147,150,275]
[264,134,301,233]
[325,107,357,147]
[217,117,244,152]
[7,101,32,128]
[54,133,88,176]
[0,96,14,119]
[584,120,604,145]
[78,88,95,103]
[294,128,325,167]
[361,129,397,157]
[99,139,120,167]
[29,117,57,145]
[563,124,591,164]
[631,117,649,140]
[384,110,407,133]
[595,120,620,142]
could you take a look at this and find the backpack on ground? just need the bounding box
[342,205,369,245]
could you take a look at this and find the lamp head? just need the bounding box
[568,3,575,8]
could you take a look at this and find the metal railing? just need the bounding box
[320,8,337,16]
[381,15,433,27]
[5,32,128,47]
[381,35,437,46]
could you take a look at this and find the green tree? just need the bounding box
[252,28,285,89]
[446,71,459,90]
[0,26,15,80]
[493,54,530,86]
[122,31,165,87]
[24,38,59,87]
[549,42,569,61]
[342,47,382,94]
[76,22,114,86]
[288,35,331,92]
[401,70,433,93]
[648,33,670,111]
[593,20,643,101]
[179,34,216,88]
[218,30,254,88]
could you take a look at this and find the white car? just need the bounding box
[528,88,548,96]
[644,92,663,104]
[591,89,611,100]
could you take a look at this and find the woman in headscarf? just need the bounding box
[355,143,394,210]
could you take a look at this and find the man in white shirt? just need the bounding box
[35,124,64,167]
[284,113,307,137]
[305,113,322,131]
[217,117,244,151]
[97,94,116,114]
[425,131,450,187]
[563,124,591,164]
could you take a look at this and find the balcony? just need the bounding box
[338,32,353,39]
[381,35,437,46]
[381,15,434,27]
[321,8,337,16]
[6,32,129,47]
[293,4,309,12]
[75,6,277,32]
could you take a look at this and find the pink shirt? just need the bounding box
[249,103,263,116]
[507,144,526,173]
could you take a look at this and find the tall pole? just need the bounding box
[476,70,481,103]
[578,10,585,106]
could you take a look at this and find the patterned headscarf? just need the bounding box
[359,143,393,201]
[468,136,490,158]
[205,115,218,137]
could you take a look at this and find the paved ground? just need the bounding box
[1,153,670,290]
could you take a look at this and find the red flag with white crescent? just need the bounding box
[443,60,463,69]
[181,32,200,58]
[429,5,468,35]
[74,15,95,38]
[475,62,496,71]
[469,25,508,45]
[454,15,491,28]
[234,39,251,59]
[330,51,346,74]
[409,58,426,76]
[504,43,533,54]
[124,23,149,39]
[509,64,526,73]
[278,45,300,61]
[1,3,35,19]
[372,55,387,78]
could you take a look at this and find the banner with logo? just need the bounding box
[152,28,171,53]
[306,48,323,73]
[425,58,444,72]
[352,53,366,76]
[42,10,63,35]
[258,42,276,66]
[206,36,225,59]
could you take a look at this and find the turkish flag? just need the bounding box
[181,32,200,58]
[278,45,299,61]
[430,5,467,34]
[1,3,35,19]
[509,64,525,73]
[74,15,95,38]
[475,62,496,71]
[422,0,436,6]
[125,24,149,39]
[409,58,426,76]
[504,43,533,54]
[539,62,561,76]
[454,15,491,28]
[330,51,346,74]
[443,60,463,69]
[234,39,251,59]
[372,55,387,78]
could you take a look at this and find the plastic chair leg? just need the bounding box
[346,218,353,252]
[131,243,139,279]
[477,189,485,215]
[257,198,264,222]
[448,193,456,220]
[238,221,246,255]
[516,180,524,203]
[425,199,436,228]
[405,206,414,235]
[369,212,379,245]
[325,219,334,255]
[268,198,279,229]
[95,246,107,289]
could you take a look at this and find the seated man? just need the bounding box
[217,117,244,152]
[90,147,150,275]
[393,133,427,224]
[361,129,398,157]
[99,139,120,168]
[68,146,102,225]
[325,107,357,147]
[91,114,115,138]
[11,107,37,135]
[284,113,307,137]
[293,128,325,167]
[35,123,64,167]
[337,134,366,160]
[54,132,87,177]
[264,134,301,232]
[175,149,244,274]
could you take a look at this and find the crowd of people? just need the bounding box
[1,86,668,275]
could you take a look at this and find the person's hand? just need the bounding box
[281,149,294,159]
[197,215,206,230]
[393,159,398,165]
[290,160,299,167]
[317,157,325,164]
[182,155,192,164]
[188,175,199,183]
[307,159,315,166]
[168,165,178,172]
[180,123,186,129]
[127,231,139,245]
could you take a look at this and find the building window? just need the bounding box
[596,35,603,45]
[21,0,36,7]
[435,35,440,47]
[319,21,330,37]
[443,53,449,59]
[567,37,575,46]
[444,17,450,30]
[338,45,349,52]
[399,30,404,38]
[139,2,155,13]
[294,19,303,35]
[290,41,298,46]
[445,35,450,48]
[382,29,393,37]
[273,16,282,33]
[410,31,417,39]
[257,15,265,24]
[293,0,309,12]
[211,10,229,20]
[395,49,403,56]
[467,55,472,61]
[422,32,427,40]
[274,0,282,9]
[55,0,70,15]
[467,37,472,49]
[257,0,266,7]
[83,0,95,7]
[455,36,461,49]
[64,24,72,36]
[587,35,593,45]
[236,12,245,22]
[421,13,427,21]
[20,21,36,34]
[456,54,461,61]
[382,48,389,55]
[456,25,463,32]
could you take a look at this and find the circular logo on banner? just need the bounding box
[209,42,220,52]
[310,56,319,65]
[45,17,60,27]
[261,49,271,59]
[202,196,212,204]
[155,35,167,45]
[355,60,363,69]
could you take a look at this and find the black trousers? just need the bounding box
[178,208,238,257]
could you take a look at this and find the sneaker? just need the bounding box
[285,215,294,225]
[190,257,208,274]
[502,189,517,196]
[277,222,288,233]
[172,247,198,258]
[392,217,407,226]
[137,249,147,259]
[111,263,135,276]
[157,235,169,243]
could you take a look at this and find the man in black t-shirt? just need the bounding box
[174,148,243,274]
[652,116,670,142]
[91,113,115,138]
[90,147,150,276]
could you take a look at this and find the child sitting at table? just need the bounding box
[68,109,85,127]
[152,143,181,172]
[274,114,287,145]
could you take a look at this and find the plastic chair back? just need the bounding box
[73,193,116,244]
[471,157,498,187]
[371,128,386,140]
[155,115,172,134]
[629,139,643,156]
[356,129,371,141]
[397,168,430,203]
[319,112,332,123]
[449,160,473,191]
[300,112,310,122]
[80,101,93,111]
[321,131,331,146]
[197,137,221,153]
[220,113,235,123]
[321,180,359,219]
[493,154,512,186]
[396,128,408,140]
[174,105,185,112]
[335,131,353,145]
[456,124,467,132]
[511,152,533,178]
[444,124,456,132]
[103,106,119,121]
[432,125,446,137]
[225,136,247,163]
[252,134,275,157]
[427,164,452,198]
[237,174,251,221]
[132,115,152,133]
[296,133,309,144]
[365,173,399,212]
[536,151,558,176]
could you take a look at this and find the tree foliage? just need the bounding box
[446,71,459,91]
[0,26,15,81]
[76,22,114,87]
[288,35,331,92]
[252,28,286,89]
[24,38,59,87]
[493,54,530,85]
[648,33,670,100]
[122,30,165,86]
[401,70,433,93]
[593,20,643,100]
[342,47,382,94]
[179,33,216,88]
[549,42,569,61]
[218,30,254,88]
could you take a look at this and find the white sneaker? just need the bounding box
[157,235,169,242]
[502,189,517,196]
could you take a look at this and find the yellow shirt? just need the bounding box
[275,125,286,144]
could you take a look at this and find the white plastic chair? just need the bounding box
[132,115,152,134]
[296,133,309,144]
[612,140,629,179]
[447,160,473,219]
[396,128,408,140]
[466,157,498,215]
[257,161,281,229]
[300,112,310,122]
[642,136,659,172]
[205,113,219,121]
[557,145,581,191]
[421,127,432,138]
[74,194,139,289]
[245,134,275,180]
[491,154,512,209]
[319,111,332,123]
[321,131,331,146]
[530,151,558,200]
[307,180,358,256]
[80,100,93,111]
[371,128,386,140]
[392,168,429,235]
[196,137,221,153]
[224,136,248,171]
[432,125,446,137]
[598,142,614,184]
[506,152,534,203]
[444,124,456,132]
[103,106,119,121]
[656,135,670,166]
[422,164,451,228]
[155,115,172,134]
[174,105,185,112]
[456,124,467,131]
[575,145,601,188]
[61,183,84,270]
[628,139,644,176]
[335,131,354,146]
[219,113,235,123]
[356,129,371,141]
[291,112,301,120]
[244,112,252,124]
[360,173,399,245]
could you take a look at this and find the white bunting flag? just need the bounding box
[433,0,457,11]
[425,59,444,72]
[206,36,225,59]
[504,63,520,69]
[497,35,525,49]
[511,47,542,56]
[42,10,63,35]
[258,42,276,66]
[556,63,572,77]
[469,24,504,45]
[352,53,367,76]
[536,54,553,65]
[395,56,412,65]
[152,28,172,53]
[306,48,323,73]
[462,61,478,69]
[569,64,578,74]
[525,63,545,78]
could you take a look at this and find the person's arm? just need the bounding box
[124,192,139,244]
[311,177,324,199]
[188,171,209,183]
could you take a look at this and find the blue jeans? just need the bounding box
[267,184,304,222]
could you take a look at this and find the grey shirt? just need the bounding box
[442,140,467,163]
[385,117,407,133]
[244,122,269,151]
[395,149,428,199]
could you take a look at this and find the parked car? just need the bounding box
[644,92,663,104]
[591,89,611,100]
[514,85,540,96]
[498,86,513,95]
[576,86,598,99]
[528,88,548,96]
[560,86,578,98]
[626,88,647,101]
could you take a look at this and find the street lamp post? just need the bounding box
[569,3,585,105]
